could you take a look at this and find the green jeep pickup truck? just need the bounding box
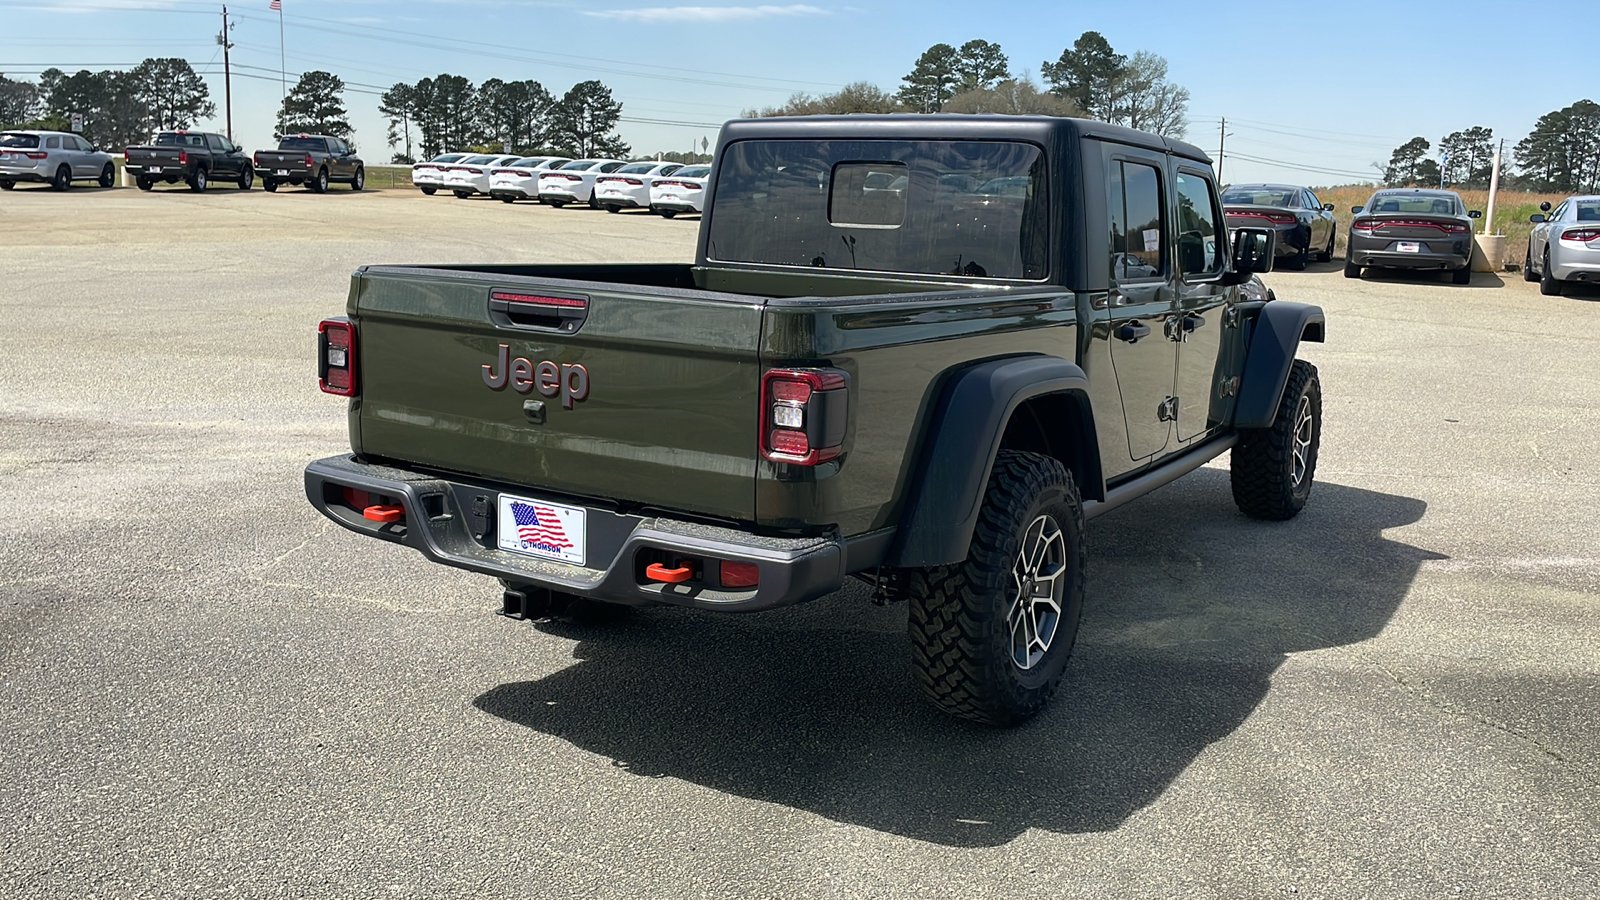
[305,115,1325,726]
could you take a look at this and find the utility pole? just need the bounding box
[1483,138,1504,235]
[1217,117,1230,183]
[217,5,234,142]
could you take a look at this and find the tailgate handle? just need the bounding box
[489,290,588,333]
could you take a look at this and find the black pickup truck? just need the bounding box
[254,135,364,193]
[304,115,1326,726]
[124,131,254,191]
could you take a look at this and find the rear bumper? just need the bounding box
[489,187,535,200]
[304,455,850,612]
[1551,245,1600,282]
[0,167,48,182]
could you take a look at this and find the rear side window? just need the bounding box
[1175,171,1223,277]
[707,139,1048,280]
[0,133,41,149]
[45,136,61,149]
[1109,161,1164,281]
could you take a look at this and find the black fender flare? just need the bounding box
[1234,301,1326,429]
[887,355,1101,568]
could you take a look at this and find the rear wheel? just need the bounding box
[659,209,677,219]
[907,450,1086,726]
[1524,243,1539,281]
[420,186,437,195]
[453,190,471,199]
[52,165,71,191]
[136,176,153,191]
[0,180,14,191]
[351,167,364,191]
[1286,244,1309,270]
[1451,265,1472,285]
[1540,248,1562,296]
[1317,228,1335,263]
[238,165,254,190]
[500,197,516,204]
[312,168,329,193]
[549,199,567,209]
[1231,359,1321,520]
[189,167,208,192]
[1343,259,1361,278]
[604,204,620,213]
[98,163,115,188]
[262,179,278,192]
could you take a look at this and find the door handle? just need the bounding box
[1115,321,1151,343]
[1183,314,1205,332]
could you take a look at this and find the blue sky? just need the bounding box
[0,0,1576,186]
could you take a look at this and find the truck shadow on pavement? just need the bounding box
[474,472,1440,847]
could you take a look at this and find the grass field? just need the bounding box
[1314,185,1570,268]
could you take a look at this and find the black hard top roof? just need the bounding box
[717,115,1212,164]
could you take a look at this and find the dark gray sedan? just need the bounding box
[1345,188,1481,284]
[1221,183,1337,269]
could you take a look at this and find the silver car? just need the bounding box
[1525,196,1600,295]
[0,130,117,191]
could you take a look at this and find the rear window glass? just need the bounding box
[1222,187,1295,206]
[561,161,597,171]
[1573,201,1600,222]
[707,139,1048,280]
[429,154,465,164]
[459,155,494,164]
[154,133,207,147]
[1368,193,1461,215]
[617,163,656,174]
[0,133,41,149]
[676,166,710,179]
[511,158,548,167]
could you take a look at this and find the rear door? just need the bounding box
[353,267,764,522]
[1105,151,1177,462]
[1171,167,1232,444]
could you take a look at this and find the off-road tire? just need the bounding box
[1343,259,1361,278]
[1231,359,1321,521]
[351,167,364,191]
[1540,249,1561,296]
[907,450,1086,727]
[136,176,153,191]
[1524,243,1539,282]
[1451,265,1472,285]
[1317,229,1335,263]
[189,167,208,192]
[420,186,437,195]
[98,163,115,188]
[52,165,71,191]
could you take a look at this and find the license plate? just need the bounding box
[661,194,680,201]
[275,169,289,175]
[497,494,586,566]
[148,166,162,173]
[1397,241,1421,253]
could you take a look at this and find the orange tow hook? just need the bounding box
[645,563,693,584]
[363,504,405,523]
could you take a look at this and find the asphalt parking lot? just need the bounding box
[3,183,1598,899]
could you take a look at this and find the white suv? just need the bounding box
[0,131,117,191]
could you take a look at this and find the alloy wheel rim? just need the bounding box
[1291,395,1313,487]
[1007,514,1067,670]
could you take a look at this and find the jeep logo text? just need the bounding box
[481,344,590,408]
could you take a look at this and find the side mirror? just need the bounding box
[1530,214,1546,224]
[1323,203,1335,211]
[1351,205,1364,214]
[1539,202,1552,212]
[1223,227,1276,284]
[1468,210,1482,219]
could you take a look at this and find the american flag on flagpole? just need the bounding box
[269,0,280,10]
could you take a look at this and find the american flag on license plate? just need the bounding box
[510,500,574,551]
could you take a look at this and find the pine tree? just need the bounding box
[277,71,354,144]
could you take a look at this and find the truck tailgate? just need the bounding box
[351,266,764,522]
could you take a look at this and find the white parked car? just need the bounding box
[410,153,467,195]
[593,161,684,213]
[1525,195,1600,296]
[648,165,711,218]
[537,159,625,208]
[444,154,521,198]
[0,130,117,191]
[488,156,572,203]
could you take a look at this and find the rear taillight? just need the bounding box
[178,150,188,164]
[1351,218,1377,233]
[492,169,519,176]
[1562,228,1600,242]
[762,368,848,465]
[318,317,357,396]
[252,154,260,165]
[305,154,314,167]
[466,167,482,174]
[123,150,130,161]
[622,178,643,186]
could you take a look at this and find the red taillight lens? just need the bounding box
[762,368,848,465]
[178,150,188,164]
[623,178,643,186]
[318,317,357,397]
[1562,228,1600,242]
[1351,219,1377,233]
[123,150,130,161]
[305,154,314,167]
[719,561,760,589]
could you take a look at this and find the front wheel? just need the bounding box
[52,165,71,191]
[351,167,364,191]
[1231,359,1321,521]
[1540,249,1561,296]
[99,163,115,188]
[907,450,1086,726]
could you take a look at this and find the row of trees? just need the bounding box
[377,76,628,162]
[1380,100,1600,193]
[744,32,1188,138]
[1,60,214,151]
